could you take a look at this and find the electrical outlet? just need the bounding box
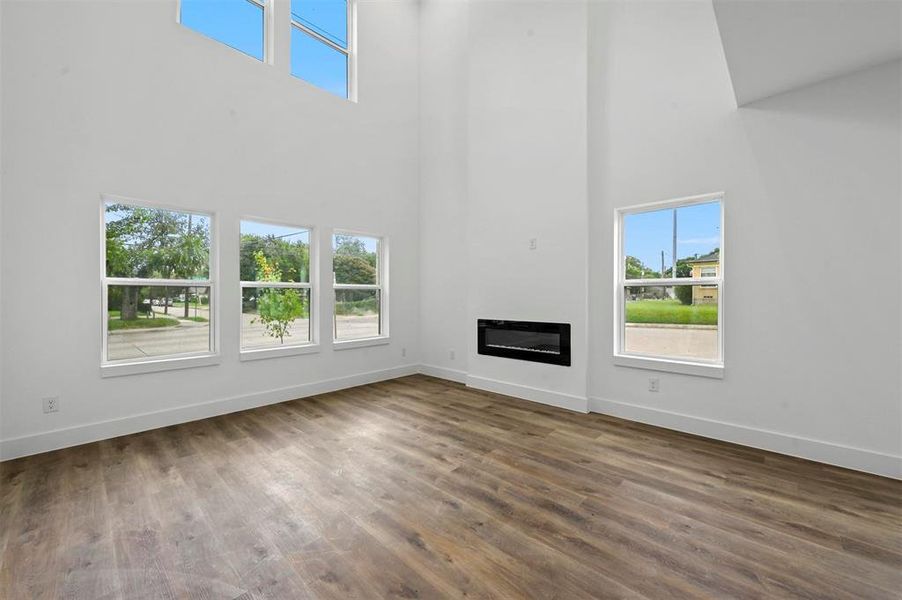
[529,238,538,250]
[43,396,59,413]
[401,347,407,358]
[449,349,456,360]
[648,378,660,393]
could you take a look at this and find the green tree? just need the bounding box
[667,253,703,306]
[105,204,210,319]
[334,234,368,257]
[252,251,304,343]
[333,255,376,285]
[334,235,376,269]
[239,234,309,283]
[625,256,659,279]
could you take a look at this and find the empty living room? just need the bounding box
[1,0,900,598]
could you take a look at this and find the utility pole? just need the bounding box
[672,208,678,279]
[661,250,665,279]
[185,213,192,319]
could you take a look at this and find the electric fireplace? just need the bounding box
[477,320,571,366]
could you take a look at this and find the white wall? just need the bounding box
[418,0,469,381]
[464,0,589,410]
[587,1,902,477]
[418,0,589,409]
[0,0,421,458]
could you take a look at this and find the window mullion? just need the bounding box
[620,278,722,287]
[291,21,349,56]
[105,277,213,287]
[333,284,380,290]
[241,281,311,289]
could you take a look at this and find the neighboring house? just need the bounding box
[686,250,719,304]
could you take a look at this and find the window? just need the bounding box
[291,0,353,98]
[332,233,385,343]
[102,198,216,374]
[180,0,266,61]
[240,220,314,354]
[615,194,723,377]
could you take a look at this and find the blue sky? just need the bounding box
[180,0,348,97]
[624,201,720,275]
[241,220,309,245]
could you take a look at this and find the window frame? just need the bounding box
[239,217,319,360]
[176,0,269,63]
[290,0,357,101]
[100,194,220,377]
[332,229,388,349]
[613,192,725,379]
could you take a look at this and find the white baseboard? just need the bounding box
[418,364,468,383]
[4,365,896,480]
[0,364,420,461]
[589,396,902,480]
[467,374,588,413]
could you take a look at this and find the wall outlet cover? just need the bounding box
[42,396,59,413]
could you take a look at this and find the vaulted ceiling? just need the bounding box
[713,0,902,106]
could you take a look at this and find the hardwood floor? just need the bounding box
[1,375,900,599]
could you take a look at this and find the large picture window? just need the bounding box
[615,194,723,376]
[332,232,384,342]
[179,0,266,61]
[102,198,216,372]
[240,220,314,354]
[291,0,353,98]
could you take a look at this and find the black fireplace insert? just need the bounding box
[477,320,571,366]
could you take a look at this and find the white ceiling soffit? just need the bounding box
[713,0,902,106]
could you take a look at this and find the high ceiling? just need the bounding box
[713,0,902,106]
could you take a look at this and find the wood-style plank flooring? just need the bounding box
[1,375,900,599]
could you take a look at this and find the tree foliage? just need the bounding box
[334,255,376,285]
[674,285,693,305]
[240,234,308,282]
[105,204,209,319]
[251,251,305,344]
[625,256,659,279]
[333,235,377,284]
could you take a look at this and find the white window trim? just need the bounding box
[290,0,357,101]
[239,218,319,359]
[176,0,270,64]
[331,229,388,347]
[613,191,725,379]
[100,194,221,378]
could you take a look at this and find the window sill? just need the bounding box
[613,353,724,379]
[240,344,320,361]
[101,354,221,378]
[332,336,390,351]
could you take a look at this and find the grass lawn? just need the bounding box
[626,299,717,326]
[108,314,180,331]
[184,316,208,323]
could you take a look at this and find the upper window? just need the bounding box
[332,233,384,341]
[240,220,314,352]
[180,0,265,61]
[291,0,352,98]
[616,195,723,373]
[103,199,215,367]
